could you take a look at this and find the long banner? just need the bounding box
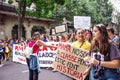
[13,42,89,80]
[12,42,58,67]
[53,43,89,80]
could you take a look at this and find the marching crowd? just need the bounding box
[0,24,120,80]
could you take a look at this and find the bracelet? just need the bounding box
[98,61,101,66]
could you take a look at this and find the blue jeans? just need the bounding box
[90,67,119,80]
[26,58,39,80]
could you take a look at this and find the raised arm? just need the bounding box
[37,40,57,48]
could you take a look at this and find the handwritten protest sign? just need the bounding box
[74,16,91,29]
[53,43,89,80]
[55,25,66,33]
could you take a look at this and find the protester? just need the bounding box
[48,35,54,42]
[84,24,120,80]
[53,36,59,42]
[3,41,11,61]
[0,40,4,67]
[26,31,57,80]
[68,33,76,43]
[107,27,120,79]
[72,28,91,50]
[85,30,93,43]
[58,35,66,42]
[42,34,49,42]
[107,27,120,50]
[71,28,91,80]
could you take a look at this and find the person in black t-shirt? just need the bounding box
[84,24,120,80]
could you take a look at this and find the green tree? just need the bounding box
[53,0,113,26]
[8,0,13,4]
[24,0,65,18]
[17,0,27,39]
[17,0,65,38]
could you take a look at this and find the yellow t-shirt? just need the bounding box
[71,40,91,51]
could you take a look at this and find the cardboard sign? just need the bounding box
[74,16,91,29]
[55,25,66,33]
[52,29,55,35]
[53,43,89,80]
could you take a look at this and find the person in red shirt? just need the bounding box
[26,31,57,80]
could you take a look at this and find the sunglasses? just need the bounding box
[95,24,105,28]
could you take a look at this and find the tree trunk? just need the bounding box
[18,1,26,39]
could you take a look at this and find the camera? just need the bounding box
[94,67,104,79]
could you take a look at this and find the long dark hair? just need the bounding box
[91,24,110,54]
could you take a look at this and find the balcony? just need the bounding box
[0,2,16,13]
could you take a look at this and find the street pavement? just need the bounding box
[0,60,73,80]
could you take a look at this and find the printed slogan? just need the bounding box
[12,42,58,67]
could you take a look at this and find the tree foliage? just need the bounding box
[8,0,13,4]
[53,0,113,25]
[17,0,113,38]
[17,0,65,38]
[18,0,113,25]
[17,0,27,38]
[25,0,65,18]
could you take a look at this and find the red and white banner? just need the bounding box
[12,42,59,67]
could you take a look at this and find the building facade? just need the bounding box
[0,1,55,40]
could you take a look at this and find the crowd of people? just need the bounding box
[0,24,120,80]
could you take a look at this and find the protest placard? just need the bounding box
[55,25,66,33]
[74,16,91,29]
[53,43,89,80]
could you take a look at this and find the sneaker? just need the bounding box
[46,67,52,70]
[0,64,4,67]
[52,69,57,72]
[6,58,9,61]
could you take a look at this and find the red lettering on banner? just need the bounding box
[39,46,48,51]
[39,47,42,51]
[18,57,26,62]
[60,52,77,62]
[50,44,58,51]
[59,43,71,52]
[15,46,19,50]
[56,64,83,80]
[39,43,58,51]
[78,73,83,79]
[67,67,83,80]
[43,46,48,51]
[15,45,24,51]
[56,64,62,71]
[19,46,24,51]
[63,66,67,73]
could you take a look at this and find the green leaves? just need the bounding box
[8,0,13,4]
[24,0,65,18]
[53,0,113,25]
[19,0,113,25]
